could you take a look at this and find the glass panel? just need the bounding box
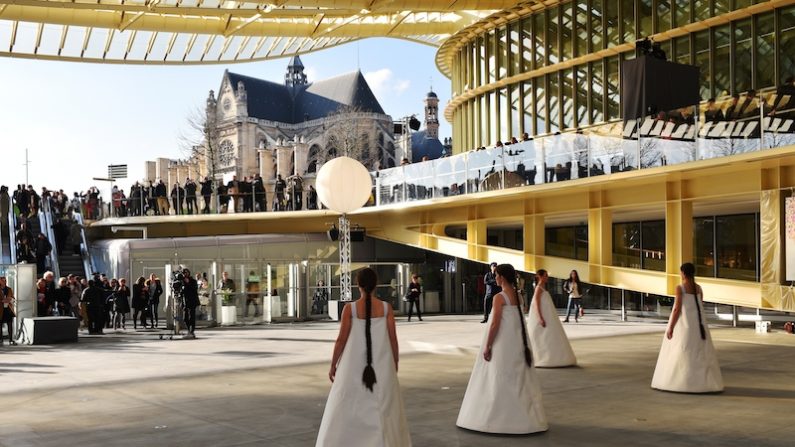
[622,0,636,43]
[466,146,503,193]
[548,7,560,65]
[561,2,573,61]
[591,0,604,51]
[481,95,489,147]
[511,83,522,139]
[536,77,548,134]
[755,13,775,90]
[694,0,709,22]
[576,65,589,126]
[549,73,561,133]
[613,222,641,268]
[575,225,588,261]
[497,26,508,80]
[499,87,510,142]
[641,220,666,271]
[489,90,499,145]
[523,81,534,136]
[487,31,496,84]
[534,13,546,68]
[674,0,691,27]
[562,68,575,129]
[522,18,534,72]
[509,21,522,77]
[716,214,758,281]
[656,0,672,32]
[546,226,576,259]
[575,0,589,57]
[606,56,620,120]
[432,155,467,197]
[606,0,620,47]
[734,19,753,94]
[713,0,730,16]
[735,0,753,9]
[673,35,690,65]
[478,36,486,88]
[693,217,715,277]
[470,41,477,89]
[591,61,605,123]
[782,7,795,85]
[639,0,653,37]
[694,30,711,99]
[714,25,731,96]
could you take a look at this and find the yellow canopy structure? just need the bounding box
[0,0,516,64]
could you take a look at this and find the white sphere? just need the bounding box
[315,156,372,213]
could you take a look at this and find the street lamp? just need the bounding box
[315,156,372,301]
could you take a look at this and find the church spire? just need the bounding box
[285,55,308,87]
[424,87,439,139]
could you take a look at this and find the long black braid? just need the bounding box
[496,264,533,367]
[681,263,706,340]
[358,268,378,391]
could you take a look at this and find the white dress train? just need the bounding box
[527,289,577,367]
[651,290,723,393]
[457,292,548,434]
[316,301,412,446]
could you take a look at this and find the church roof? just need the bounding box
[225,69,385,124]
[287,55,304,69]
[410,130,445,163]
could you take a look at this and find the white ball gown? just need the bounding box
[457,292,548,434]
[316,300,411,447]
[651,289,723,393]
[527,289,577,367]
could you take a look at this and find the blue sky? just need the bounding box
[0,38,451,195]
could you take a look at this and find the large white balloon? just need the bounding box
[315,156,372,213]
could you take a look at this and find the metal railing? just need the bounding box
[73,211,94,278]
[8,202,17,264]
[39,199,60,278]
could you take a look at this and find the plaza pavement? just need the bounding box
[0,313,793,446]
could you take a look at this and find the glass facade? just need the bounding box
[694,213,760,281]
[612,220,666,271]
[545,225,589,260]
[450,2,795,151]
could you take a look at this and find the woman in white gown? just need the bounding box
[316,268,411,446]
[457,264,548,435]
[651,262,723,393]
[527,269,577,368]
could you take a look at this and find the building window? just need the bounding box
[613,220,665,271]
[734,19,753,94]
[546,225,588,260]
[755,13,775,90]
[694,214,759,281]
[779,7,795,87]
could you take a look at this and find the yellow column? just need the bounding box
[588,208,612,284]
[467,220,487,263]
[665,200,693,294]
[523,215,544,272]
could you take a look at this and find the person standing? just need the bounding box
[184,178,198,215]
[456,264,547,435]
[316,268,411,446]
[35,233,53,275]
[312,280,329,314]
[563,270,583,323]
[0,276,16,346]
[481,262,501,323]
[131,277,147,330]
[307,185,318,210]
[527,269,576,367]
[0,186,9,233]
[227,176,240,213]
[200,177,213,214]
[253,174,267,212]
[148,274,163,328]
[113,278,131,330]
[405,274,423,322]
[182,269,200,339]
[274,174,286,211]
[170,182,185,215]
[81,280,105,334]
[651,263,723,393]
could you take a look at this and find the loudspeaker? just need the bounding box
[327,226,339,241]
[350,228,366,242]
[409,116,421,131]
[19,317,79,345]
[621,56,700,120]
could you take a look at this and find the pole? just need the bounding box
[621,289,627,322]
[339,214,352,301]
[24,148,30,185]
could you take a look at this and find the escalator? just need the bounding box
[1,203,15,264]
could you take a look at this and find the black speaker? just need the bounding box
[409,116,421,131]
[327,226,339,241]
[350,228,366,242]
[621,56,700,120]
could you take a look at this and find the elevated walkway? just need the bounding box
[91,143,795,313]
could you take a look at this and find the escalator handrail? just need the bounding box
[39,198,60,278]
[73,212,94,278]
[8,203,17,264]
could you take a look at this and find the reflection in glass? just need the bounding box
[641,221,666,271]
[546,225,588,260]
[694,217,716,277]
[716,214,758,281]
[613,222,641,268]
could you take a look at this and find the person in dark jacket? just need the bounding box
[55,277,71,317]
[406,274,423,322]
[253,174,266,212]
[103,279,117,328]
[113,278,131,330]
[148,274,163,328]
[170,183,185,215]
[218,181,229,213]
[81,280,105,334]
[481,262,501,323]
[182,269,200,338]
[200,177,213,214]
[35,233,52,275]
[131,276,148,329]
[184,178,198,215]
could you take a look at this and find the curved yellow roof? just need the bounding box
[0,0,517,64]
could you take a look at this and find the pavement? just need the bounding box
[1,313,794,446]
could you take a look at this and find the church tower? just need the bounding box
[424,89,439,139]
[285,55,308,88]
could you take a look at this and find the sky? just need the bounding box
[0,38,451,195]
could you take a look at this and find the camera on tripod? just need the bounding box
[171,270,185,299]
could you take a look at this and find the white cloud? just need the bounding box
[364,68,411,99]
[304,66,320,83]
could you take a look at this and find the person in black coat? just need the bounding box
[35,233,52,275]
[131,277,148,329]
[148,274,163,328]
[81,280,105,334]
[253,174,267,212]
[406,274,423,322]
[200,177,213,214]
[113,278,131,330]
[481,262,501,323]
[184,178,198,215]
[182,269,200,338]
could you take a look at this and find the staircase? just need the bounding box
[58,251,85,277]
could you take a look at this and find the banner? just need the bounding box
[786,197,795,281]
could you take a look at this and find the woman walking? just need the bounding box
[527,269,577,367]
[316,268,411,446]
[651,262,723,393]
[457,264,547,435]
[563,270,583,323]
